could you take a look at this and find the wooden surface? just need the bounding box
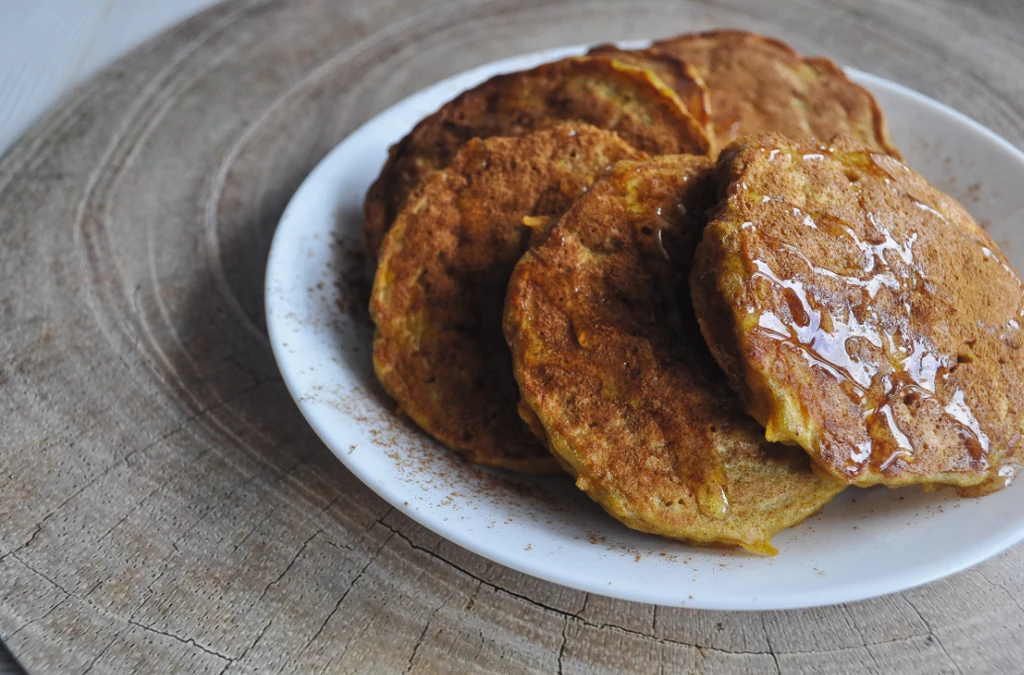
[1,0,1023,672]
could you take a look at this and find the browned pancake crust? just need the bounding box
[363,55,712,257]
[649,30,900,157]
[371,124,644,473]
[504,156,845,553]
[692,133,1024,492]
[586,44,712,141]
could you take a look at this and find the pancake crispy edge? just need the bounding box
[364,55,712,257]
[649,30,900,158]
[586,43,712,139]
[371,124,645,473]
[691,133,1024,492]
[504,155,845,553]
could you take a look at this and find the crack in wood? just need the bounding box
[760,614,781,674]
[403,599,447,674]
[13,384,267,559]
[227,616,273,673]
[838,604,884,674]
[381,521,774,656]
[255,529,323,605]
[13,460,128,555]
[380,520,963,662]
[555,616,569,675]
[3,597,69,644]
[299,528,397,654]
[78,632,122,675]
[124,569,169,624]
[115,470,268,622]
[902,596,964,675]
[11,539,253,668]
[126,618,231,663]
[95,482,166,543]
[973,568,1024,616]
[368,505,396,534]
[9,554,73,598]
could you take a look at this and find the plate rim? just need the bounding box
[265,42,1024,610]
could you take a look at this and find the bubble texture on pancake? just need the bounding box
[649,30,900,157]
[363,56,712,256]
[371,124,644,473]
[692,133,1024,492]
[504,155,845,553]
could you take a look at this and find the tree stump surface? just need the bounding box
[1,0,1022,672]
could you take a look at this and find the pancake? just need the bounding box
[504,155,845,553]
[363,55,711,256]
[371,124,645,473]
[586,44,712,140]
[691,133,1024,492]
[645,30,900,157]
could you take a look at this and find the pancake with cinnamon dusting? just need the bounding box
[691,134,1024,492]
[363,55,711,256]
[586,43,712,141]
[371,124,644,473]
[504,155,845,553]
[645,30,900,156]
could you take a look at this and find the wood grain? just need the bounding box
[1,0,1022,672]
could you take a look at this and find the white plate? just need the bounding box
[265,43,1024,610]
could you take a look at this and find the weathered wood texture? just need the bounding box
[1,0,1022,672]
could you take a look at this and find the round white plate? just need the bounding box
[265,43,1024,610]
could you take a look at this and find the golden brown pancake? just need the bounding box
[371,124,644,473]
[692,133,1024,492]
[646,30,900,157]
[363,55,712,257]
[504,155,845,553]
[586,44,712,140]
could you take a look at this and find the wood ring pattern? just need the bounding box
[1,0,1022,672]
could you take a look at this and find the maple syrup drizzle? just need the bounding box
[747,158,992,475]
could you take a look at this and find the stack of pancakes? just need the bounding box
[365,30,1024,554]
